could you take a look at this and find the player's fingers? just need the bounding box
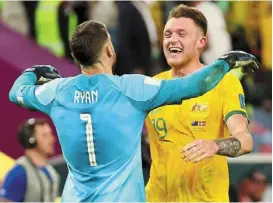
[186,148,204,162]
[193,152,209,163]
[181,144,202,159]
[181,140,203,152]
[181,150,192,159]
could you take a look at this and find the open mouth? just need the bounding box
[169,47,183,54]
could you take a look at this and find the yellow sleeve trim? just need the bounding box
[224,110,249,122]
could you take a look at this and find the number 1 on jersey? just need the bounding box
[80,114,97,166]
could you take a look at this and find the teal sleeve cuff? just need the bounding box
[9,72,37,104]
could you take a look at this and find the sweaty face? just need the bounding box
[35,124,56,156]
[163,17,205,68]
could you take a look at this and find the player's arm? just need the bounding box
[118,51,259,112]
[215,75,252,157]
[182,74,253,162]
[114,59,229,112]
[215,114,252,157]
[145,59,230,111]
[9,65,62,114]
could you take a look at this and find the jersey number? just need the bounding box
[151,118,168,139]
[80,114,97,166]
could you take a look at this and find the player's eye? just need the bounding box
[178,32,187,38]
[165,32,172,38]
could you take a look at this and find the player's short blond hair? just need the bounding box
[168,4,207,36]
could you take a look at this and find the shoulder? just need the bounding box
[8,164,26,175]
[34,78,68,105]
[104,74,146,87]
[223,72,241,82]
[98,74,122,89]
[56,77,76,90]
[218,72,242,88]
[3,164,26,181]
[153,70,171,80]
[35,78,66,96]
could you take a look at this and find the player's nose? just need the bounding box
[169,33,179,43]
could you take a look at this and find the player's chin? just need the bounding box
[167,58,184,68]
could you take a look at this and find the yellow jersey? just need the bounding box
[145,70,248,202]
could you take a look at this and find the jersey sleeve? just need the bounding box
[9,72,63,115]
[108,60,230,112]
[222,74,248,122]
[0,165,27,202]
[108,74,163,112]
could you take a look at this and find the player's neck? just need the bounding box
[81,62,113,76]
[171,60,205,78]
[25,149,48,167]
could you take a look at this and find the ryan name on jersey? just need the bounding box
[74,90,98,104]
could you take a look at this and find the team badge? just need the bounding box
[191,103,208,112]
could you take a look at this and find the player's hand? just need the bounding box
[181,140,219,163]
[24,65,61,85]
[218,51,260,73]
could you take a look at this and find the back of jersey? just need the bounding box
[49,74,146,202]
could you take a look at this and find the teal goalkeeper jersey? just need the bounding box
[8,60,229,202]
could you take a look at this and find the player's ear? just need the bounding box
[197,36,207,50]
[106,44,113,58]
[71,52,75,59]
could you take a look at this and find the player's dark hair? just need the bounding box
[17,118,48,149]
[168,4,207,36]
[70,20,108,67]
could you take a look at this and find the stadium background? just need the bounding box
[0,0,271,201]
